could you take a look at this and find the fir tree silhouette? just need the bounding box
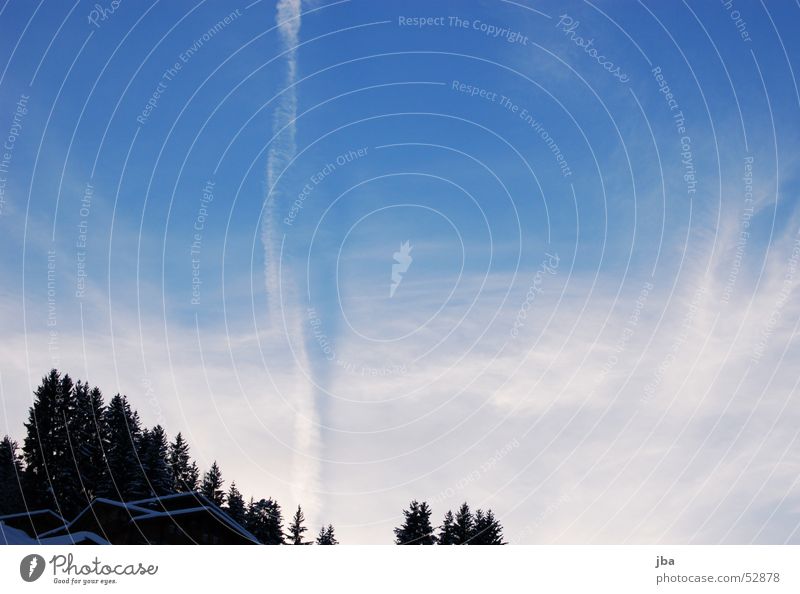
[225,482,246,525]
[136,425,172,497]
[98,393,143,500]
[246,497,285,544]
[438,510,457,545]
[394,500,436,544]
[453,502,474,544]
[472,509,505,545]
[316,524,338,545]
[168,432,199,492]
[22,370,84,516]
[200,461,225,506]
[0,436,24,515]
[72,382,108,504]
[287,505,310,544]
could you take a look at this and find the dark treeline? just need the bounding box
[1,369,508,544]
[395,500,505,545]
[0,369,335,544]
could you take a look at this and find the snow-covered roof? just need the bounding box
[38,498,151,540]
[0,509,64,523]
[58,497,150,529]
[0,522,108,545]
[40,531,109,545]
[0,522,37,544]
[3,492,258,544]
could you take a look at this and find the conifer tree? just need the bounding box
[453,502,474,544]
[136,425,172,497]
[22,370,59,509]
[244,497,257,535]
[168,432,198,492]
[0,436,24,515]
[246,497,284,544]
[316,524,338,545]
[262,498,285,545]
[472,508,485,543]
[225,482,246,525]
[98,393,143,500]
[200,461,225,506]
[49,372,82,516]
[438,509,457,544]
[286,505,310,544]
[471,508,505,545]
[72,383,108,504]
[394,500,436,544]
[22,370,82,515]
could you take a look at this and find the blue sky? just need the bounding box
[1,0,800,543]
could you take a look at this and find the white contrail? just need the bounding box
[262,0,321,519]
[263,0,300,298]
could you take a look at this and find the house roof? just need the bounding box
[0,509,65,524]
[1,521,109,545]
[128,491,215,511]
[34,492,258,544]
[39,498,151,539]
[0,522,38,544]
[0,509,67,538]
[131,503,259,543]
[41,531,109,545]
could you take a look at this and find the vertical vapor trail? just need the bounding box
[262,0,321,519]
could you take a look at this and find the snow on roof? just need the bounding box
[3,493,259,544]
[0,522,108,545]
[39,498,151,540]
[40,531,109,545]
[0,509,64,522]
[61,497,151,528]
[0,522,36,544]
